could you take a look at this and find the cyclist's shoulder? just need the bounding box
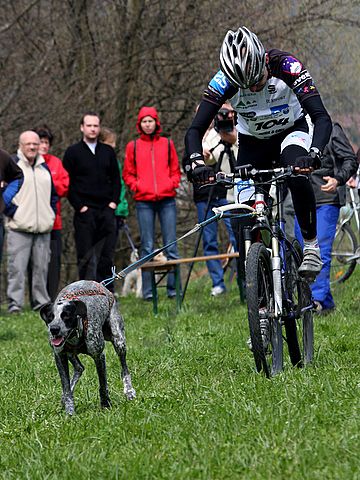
[267,49,306,79]
[207,70,238,98]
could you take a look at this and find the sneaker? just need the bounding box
[211,286,226,297]
[298,246,323,278]
[313,300,336,316]
[8,305,22,314]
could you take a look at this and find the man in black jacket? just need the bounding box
[63,112,120,291]
[295,122,358,314]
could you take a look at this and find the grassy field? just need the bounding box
[0,268,359,479]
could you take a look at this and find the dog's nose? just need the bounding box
[50,325,61,336]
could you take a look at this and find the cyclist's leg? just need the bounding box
[234,135,279,278]
[280,126,322,276]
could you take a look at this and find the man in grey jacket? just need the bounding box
[3,131,57,313]
[295,122,358,314]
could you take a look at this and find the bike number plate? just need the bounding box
[234,179,255,203]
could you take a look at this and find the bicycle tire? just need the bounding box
[330,223,358,284]
[284,240,314,367]
[246,242,283,377]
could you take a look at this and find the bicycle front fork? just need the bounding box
[271,235,282,318]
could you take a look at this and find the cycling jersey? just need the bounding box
[185,49,331,159]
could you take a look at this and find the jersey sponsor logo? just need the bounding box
[292,70,311,88]
[209,70,231,95]
[270,104,289,115]
[267,85,277,94]
[254,117,290,131]
[235,99,256,108]
[240,111,256,119]
[294,84,317,95]
[282,57,303,75]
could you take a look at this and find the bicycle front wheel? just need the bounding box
[284,241,314,367]
[330,223,358,284]
[246,242,283,378]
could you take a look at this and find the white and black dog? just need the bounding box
[121,249,142,297]
[40,280,136,415]
[121,250,168,298]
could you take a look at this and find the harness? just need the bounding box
[57,285,114,350]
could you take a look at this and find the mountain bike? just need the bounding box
[330,186,360,284]
[213,166,314,378]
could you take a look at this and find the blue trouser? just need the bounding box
[295,204,339,309]
[0,214,4,265]
[136,198,179,299]
[196,198,236,289]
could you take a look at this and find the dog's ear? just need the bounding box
[61,300,87,328]
[73,300,87,318]
[39,303,54,324]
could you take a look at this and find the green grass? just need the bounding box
[0,269,360,479]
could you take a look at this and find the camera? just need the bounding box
[214,108,235,133]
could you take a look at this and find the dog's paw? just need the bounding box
[124,386,136,400]
[100,398,112,409]
[64,402,75,416]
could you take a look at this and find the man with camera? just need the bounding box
[183,102,237,296]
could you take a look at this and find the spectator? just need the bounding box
[98,127,129,236]
[295,122,358,314]
[123,106,181,300]
[0,149,23,265]
[34,125,69,301]
[63,112,120,291]
[3,131,57,313]
[183,102,237,296]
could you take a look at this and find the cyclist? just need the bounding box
[184,26,332,277]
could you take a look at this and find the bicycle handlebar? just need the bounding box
[215,164,295,186]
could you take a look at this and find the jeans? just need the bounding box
[0,214,4,265]
[136,198,179,299]
[295,204,339,309]
[196,198,236,289]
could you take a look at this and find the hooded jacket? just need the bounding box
[4,150,57,233]
[122,106,181,202]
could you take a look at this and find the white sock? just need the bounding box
[303,238,319,250]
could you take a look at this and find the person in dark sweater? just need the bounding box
[295,122,358,314]
[63,112,121,291]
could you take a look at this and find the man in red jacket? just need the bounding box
[35,126,69,300]
[123,106,181,300]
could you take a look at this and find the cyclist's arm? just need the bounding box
[184,70,237,161]
[268,50,332,152]
[301,95,332,152]
[184,100,220,161]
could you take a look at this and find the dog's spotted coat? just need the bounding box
[40,280,136,415]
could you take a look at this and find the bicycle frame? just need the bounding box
[213,166,297,319]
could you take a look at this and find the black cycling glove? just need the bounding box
[295,148,322,171]
[190,155,215,185]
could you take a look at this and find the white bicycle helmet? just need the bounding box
[220,26,266,89]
